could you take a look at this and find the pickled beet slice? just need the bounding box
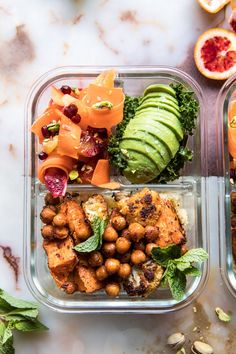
[44,168,67,197]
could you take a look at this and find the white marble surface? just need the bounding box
[0,0,236,353]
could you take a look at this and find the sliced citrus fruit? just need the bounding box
[194,28,236,80]
[197,0,230,13]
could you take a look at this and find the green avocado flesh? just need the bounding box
[120,84,184,183]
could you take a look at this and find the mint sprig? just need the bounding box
[0,289,48,354]
[74,216,108,253]
[151,246,208,301]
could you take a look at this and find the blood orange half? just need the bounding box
[197,0,230,13]
[194,28,236,80]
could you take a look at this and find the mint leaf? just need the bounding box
[151,245,182,267]
[183,266,201,276]
[0,335,14,354]
[0,290,37,310]
[6,309,38,319]
[179,248,208,264]
[74,217,108,253]
[2,327,12,345]
[176,261,191,272]
[14,319,48,332]
[167,268,186,301]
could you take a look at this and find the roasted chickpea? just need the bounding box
[118,263,131,279]
[105,282,120,297]
[103,226,118,242]
[40,206,56,224]
[41,224,54,240]
[102,242,116,257]
[112,215,126,231]
[131,250,146,265]
[53,213,67,227]
[128,223,145,242]
[77,224,91,240]
[54,226,69,239]
[121,229,131,240]
[145,225,159,243]
[105,258,121,275]
[96,265,109,281]
[88,251,103,267]
[134,241,145,252]
[116,237,131,254]
[145,243,156,256]
[44,193,60,206]
[118,251,131,263]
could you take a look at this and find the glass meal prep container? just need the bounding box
[24,66,209,313]
[218,74,236,298]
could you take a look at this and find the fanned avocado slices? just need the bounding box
[117,83,185,183]
[143,84,176,97]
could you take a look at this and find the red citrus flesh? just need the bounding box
[201,36,236,72]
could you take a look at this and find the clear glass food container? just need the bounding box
[217,74,236,298]
[24,66,209,313]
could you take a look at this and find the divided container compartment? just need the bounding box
[24,66,208,313]
[218,75,236,297]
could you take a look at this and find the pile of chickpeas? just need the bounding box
[88,214,159,297]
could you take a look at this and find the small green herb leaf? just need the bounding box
[179,248,208,264]
[14,319,48,332]
[0,290,38,310]
[151,246,208,301]
[74,216,108,253]
[151,245,182,267]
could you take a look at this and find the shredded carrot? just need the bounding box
[57,113,82,159]
[31,108,62,143]
[38,152,75,183]
[91,159,110,186]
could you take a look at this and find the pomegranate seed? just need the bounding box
[63,104,78,118]
[41,125,51,138]
[38,152,48,160]
[71,114,81,124]
[60,85,71,95]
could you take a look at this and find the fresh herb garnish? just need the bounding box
[108,95,140,170]
[151,245,208,301]
[74,216,108,253]
[170,83,199,136]
[0,289,48,354]
[47,122,60,132]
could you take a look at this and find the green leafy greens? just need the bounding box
[151,245,208,301]
[108,95,140,170]
[74,216,108,253]
[0,289,48,354]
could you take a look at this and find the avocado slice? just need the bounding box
[140,92,178,106]
[136,102,180,118]
[121,149,159,184]
[140,96,179,111]
[122,130,171,164]
[120,138,166,172]
[144,84,176,98]
[126,120,179,157]
[133,112,183,141]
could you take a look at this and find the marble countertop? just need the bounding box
[0,0,236,353]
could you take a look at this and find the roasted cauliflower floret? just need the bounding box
[117,188,162,226]
[82,194,108,223]
[123,260,163,297]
